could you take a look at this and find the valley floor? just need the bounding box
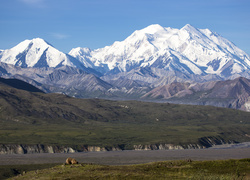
[1,143,250,166]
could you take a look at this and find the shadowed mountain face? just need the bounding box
[0,78,92,122]
[0,77,44,93]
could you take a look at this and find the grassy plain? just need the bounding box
[0,87,250,149]
[6,159,250,180]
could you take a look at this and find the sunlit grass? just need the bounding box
[7,159,250,180]
[0,91,250,149]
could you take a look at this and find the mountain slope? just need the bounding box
[197,77,250,110]
[70,24,250,77]
[0,38,87,70]
[142,82,191,99]
[143,77,250,111]
[0,78,89,122]
[0,78,250,150]
[0,62,113,97]
[43,66,113,97]
[0,77,44,93]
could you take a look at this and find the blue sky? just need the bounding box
[0,0,250,54]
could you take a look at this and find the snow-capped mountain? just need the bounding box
[1,25,249,78]
[0,38,86,70]
[69,24,250,77]
[68,47,95,69]
[1,27,250,111]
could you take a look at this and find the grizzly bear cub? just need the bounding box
[66,157,78,165]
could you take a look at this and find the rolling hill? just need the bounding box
[0,77,250,153]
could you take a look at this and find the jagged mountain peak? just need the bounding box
[175,24,215,47]
[128,24,174,42]
[2,24,250,80]
[70,24,250,77]
[27,37,51,45]
[181,24,197,31]
[68,47,94,68]
[14,38,53,51]
[0,38,87,70]
[69,47,92,55]
[69,47,91,58]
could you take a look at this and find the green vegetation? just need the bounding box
[7,159,250,180]
[0,163,59,180]
[1,79,250,179]
[0,83,250,149]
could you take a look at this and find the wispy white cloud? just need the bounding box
[50,33,70,40]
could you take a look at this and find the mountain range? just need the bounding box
[0,24,250,111]
[70,24,250,77]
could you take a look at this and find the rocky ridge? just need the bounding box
[0,136,236,154]
[142,77,250,111]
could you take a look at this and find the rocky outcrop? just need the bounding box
[0,144,76,154]
[133,144,206,150]
[75,145,122,152]
[0,136,237,154]
[0,144,123,155]
[133,136,236,151]
[243,97,250,111]
[134,144,185,150]
[198,136,237,148]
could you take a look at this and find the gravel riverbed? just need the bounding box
[1,143,250,165]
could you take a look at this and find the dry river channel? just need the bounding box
[0,142,250,166]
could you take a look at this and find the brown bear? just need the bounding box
[66,157,78,165]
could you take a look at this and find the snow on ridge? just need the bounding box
[69,47,92,56]
[0,38,86,69]
[138,24,167,34]
[68,24,250,77]
[1,25,250,78]
[69,47,94,68]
